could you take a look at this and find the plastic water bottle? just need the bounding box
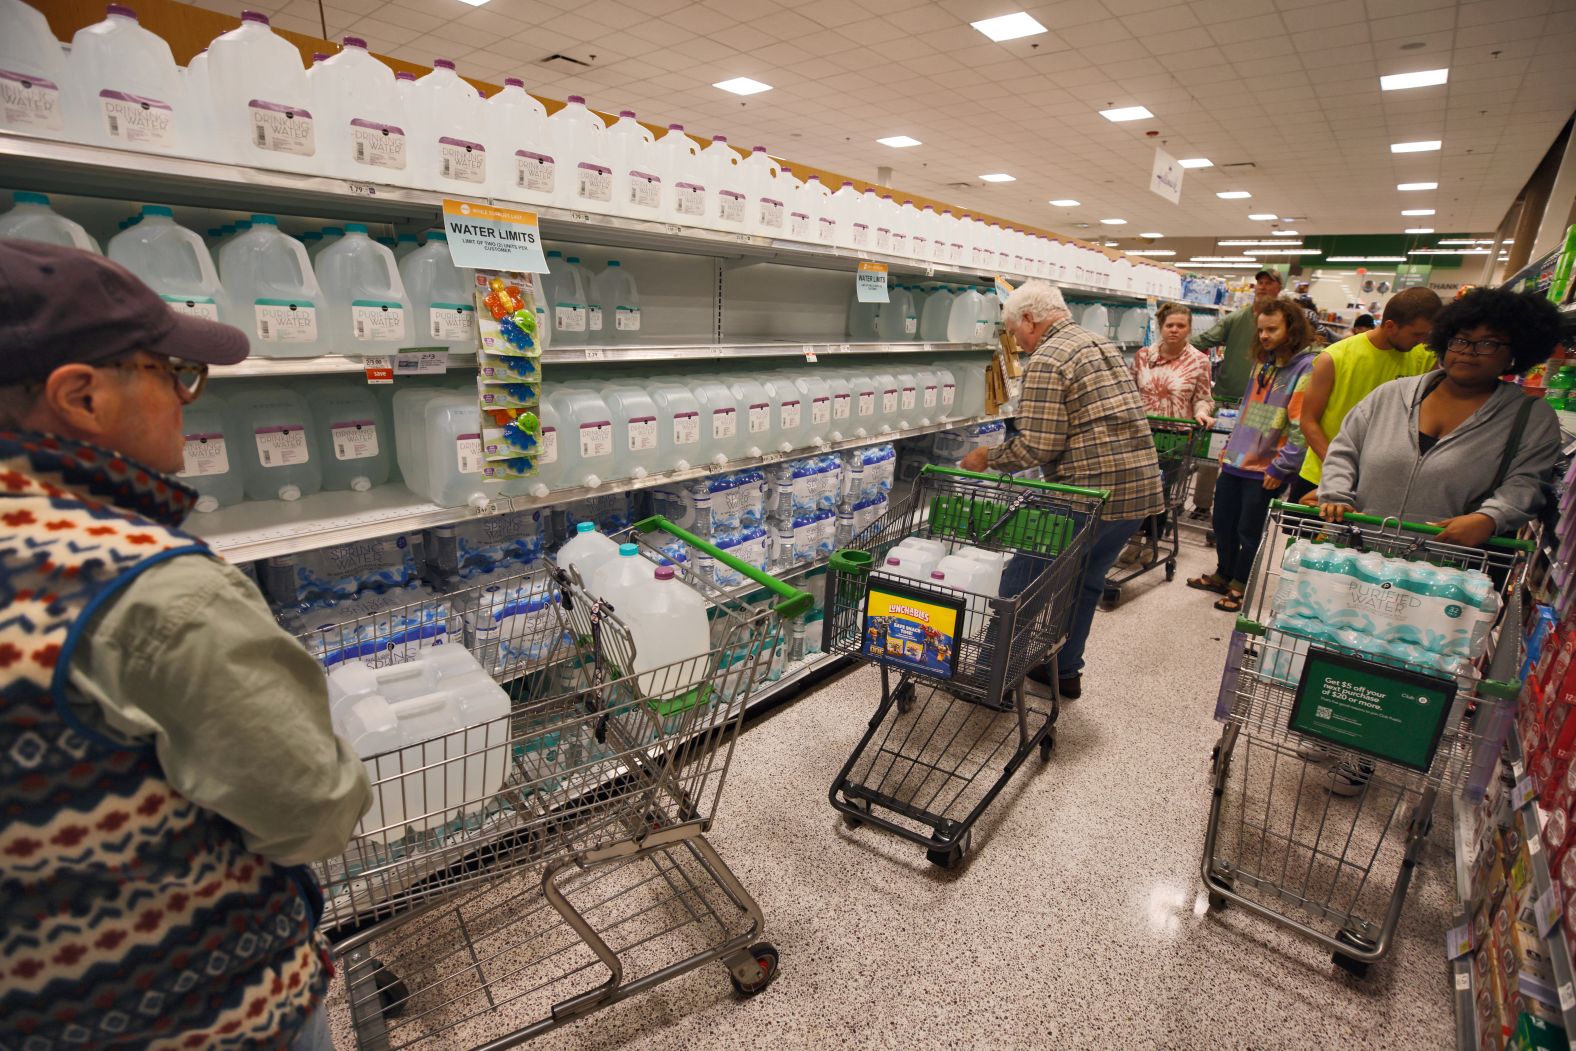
[0,0,68,140]
[556,520,621,586]
[486,76,551,203]
[540,249,588,348]
[619,563,711,702]
[549,95,613,212]
[306,36,406,181]
[315,223,413,355]
[177,391,242,512]
[692,378,744,465]
[742,146,783,235]
[0,192,98,252]
[599,382,665,480]
[729,376,775,458]
[607,110,661,219]
[408,59,489,191]
[203,11,318,171]
[920,286,954,341]
[948,286,985,343]
[399,231,475,350]
[701,134,748,231]
[655,124,706,225]
[229,384,322,501]
[310,225,342,261]
[877,285,916,342]
[107,205,223,323]
[592,260,640,343]
[650,380,706,471]
[306,382,390,492]
[217,213,328,357]
[65,4,186,155]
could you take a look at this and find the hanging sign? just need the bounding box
[1150,147,1183,205]
[441,199,548,273]
[1394,264,1432,289]
[856,261,889,303]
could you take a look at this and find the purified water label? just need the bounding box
[673,412,700,445]
[179,433,228,477]
[812,397,830,425]
[537,426,558,465]
[555,304,586,332]
[350,118,406,170]
[430,303,476,341]
[516,150,555,193]
[924,385,938,408]
[588,306,604,332]
[719,190,746,223]
[255,300,317,342]
[0,69,60,129]
[748,403,770,434]
[857,392,875,416]
[712,407,737,440]
[627,416,658,452]
[455,433,484,473]
[973,317,991,341]
[248,100,314,155]
[901,387,916,411]
[759,198,784,228]
[615,306,640,331]
[255,425,309,467]
[579,421,613,458]
[162,294,219,321]
[100,90,174,148]
[439,137,486,183]
[351,300,405,341]
[833,393,851,420]
[780,400,801,429]
[629,171,661,210]
[576,162,612,203]
[942,383,955,406]
[676,182,706,216]
[331,420,379,461]
[882,389,898,414]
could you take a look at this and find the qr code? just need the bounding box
[1315,705,1333,720]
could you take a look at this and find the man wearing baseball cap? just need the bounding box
[0,242,368,1049]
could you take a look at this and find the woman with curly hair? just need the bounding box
[1318,287,1564,549]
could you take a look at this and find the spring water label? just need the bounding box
[588,306,604,332]
[331,419,379,461]
[179,433,228,477]
[576,162,613,203]
[579,421,613,458]
[0,69,61,130]
[748,402,770,434]
[901,387,916,411]
[349,118,406,170]
[456,432,484,474]
[254,425,309,467]
[780,400,801,430]
[812,397,830,425]
[759,198,784,229]
[536,426,558,465]
[882,389,898,415]
[254,299,318,342]
[555,304,587,332]
[833,393,851,420]
[438,137,486,183]
[248,99,315,155]
[99,90,175,148]
[857,391,874,417]
[675,182,706,217]
[788,211,812,240]
[712,407,737,440]
[942,383,955,406]
[161,294,219,321]
[430,302,476,342]
[718,189,746,224]
[627,415,658,452]
[615,306,641,331]
[673,411,700,446]
[352,300,406,342]
[923,385,938,408]
[516,150,556,193]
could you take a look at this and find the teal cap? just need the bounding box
[547,249,563,258]
[301,230,322,241]
[245,215,271,225]
[140,204,173,218]
[397,233,418,243]
[618,543,638,556]
[345,222,369,234]
[322,226,344,236]
[426,231,446,242]
[576,521,594,533]
[606,260,620,267]
[567,256,581,264]
[13,191,49,205]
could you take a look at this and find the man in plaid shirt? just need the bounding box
[961,280,1163,698]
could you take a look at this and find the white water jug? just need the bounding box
[564,256,600,339]
[655,124,707,225]
[618,562,711,701]
[230,384,322,501]
[66,3,186,154]
[761,373,807,454]
[107,205,223,323]
[487,76,552,204]
[869,369,900,433]
[607,110,662,219]
[218,213,328,357]
[944,547,1006,597]
[0,0,67,140]
[409,59,489,192]
[549,95,613,213]
[831,181,866,251]
[599,382,665,480]
[540,249,588,348]
[781,166,812,242]
[592,260,640,343]
[692,378,745,464]
[0,192,97,252]
[919,287,953,342]
[876,285,916,342]
[914,367,942,426]
[204,11,318,171]
[177,391,242,512]
[728,376,774,458]
[700,134,748,231]
[802,175,835,246]
[948,287,985,344]
[932,363,959,419]
[893,367,920,429]
[821,370,853,442]
[846,371,879,438]
[315,223,413,355]
[307,383,390,492]
[399,231,475,350]
[742,146,783,236]
[307,36,406,181]
[650,380,707,471]
[557,520,622,584]
[406,390,487,508]
[792,373,832,448]
[539,385,615,491]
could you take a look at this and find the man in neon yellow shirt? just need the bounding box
[1296,286,1442,502]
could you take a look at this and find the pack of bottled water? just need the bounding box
[261,532,425,609]
[552,492,635,539]
[648,469,768,540]
[448,567,569,677]
[702,526,771,588]
[288,583,461,670]
[767,454,843,520]
[771,508,837,569]
[424,508,546,584]
[841,444,896,506]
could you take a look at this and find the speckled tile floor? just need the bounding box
[326,532,1459,1051]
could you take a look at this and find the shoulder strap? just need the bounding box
[1464,393,1535,514]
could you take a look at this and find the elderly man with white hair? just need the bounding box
[959,279,1164,699]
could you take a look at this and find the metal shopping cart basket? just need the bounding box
[822,465,1106,869]
[302,516,812,1048]
[1102,414,1200,607]
[1201,502,1529,976]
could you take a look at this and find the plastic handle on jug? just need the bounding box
[633,514,813,619]
[920,464,1110,502]
[1270,501,1533,553]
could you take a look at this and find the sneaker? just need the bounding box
[1189,506,1210,521]
[1026,665,1080,699]
[1326,760,1373,797]
[1117,543,1141,566]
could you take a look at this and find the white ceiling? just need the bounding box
[181,0,1576,240]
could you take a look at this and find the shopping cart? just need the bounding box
[1183,398,1237,538]
[822,465,1106,868]
[1201,502,1528,976]
[302,516,812,1048]
[1101,414,1200,607]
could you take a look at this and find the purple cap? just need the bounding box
[842,180,854,187]
[931,571,946,580]
[619,109,636,118]
[886,558,901,566]
[433,58,455,69]
[0,241,250,383]
[343,35,367,48]
[311,52,328,62]
[668,123,684,130]
[654,565,675,580]
[240,9,268,23]
[567,95,586,104]
[753,145,766,152]
[713,134,727,142]
[505,77,523,87]
[395,71,415,81]
[106,3,138,18]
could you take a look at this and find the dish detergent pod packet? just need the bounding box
[480,381,540,411]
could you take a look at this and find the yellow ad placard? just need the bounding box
[861,583,963,679]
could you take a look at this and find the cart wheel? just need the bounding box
[1165,559,1177,581]
[893,681,916,715]
[1333,930,1376,978]
[842,798,871,828]
[729,942,780,997]
[1039,730,1055,761]
[926,829,971,870]
[1205,873,1233,911]
[1100,585,1120,610]
[371,961,410,1018]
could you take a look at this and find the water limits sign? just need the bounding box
[442,199,548,273]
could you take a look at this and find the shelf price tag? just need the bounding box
[1445,924,1473,960]
[363,355,394,384]
[1454,968,1470,992]
[856,261,889,303]
[1537,884,1563,937]
[395,351,448,375]
[1560,982,1575,1012]
[584,347,607,361]
[802,344,817,362]
[442,199,548,273]
[1513,776,1538,811]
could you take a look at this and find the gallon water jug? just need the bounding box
[564,256,600,339]
[416,391,487,508]
[306,382,390,492]
[588,541,644,605]
[107,205,223,322]
[742,146,783,236]
[655,124,706,225]
[876,285,916,342]
[600,382,665,480]
[203,11,318,171]
[846,292,881,341]
[948,287,985,343]
[592,260,640,343]
[229,384,321,501]
[607,110,661,219]
[309,225,341,260]
[650,380,707,471]
[700,134,748,231]
[487,76,552,204]
[692,377,745,464]
[391,386,444,497]
[218,213,328,357]
[911,206,936,261]
[893,367,920,429]
[728,376,774,458]
[869,369,900,432]
[801,175,835,245]
[0,0,68,140]
[782,167,813,242]
[946,546,1006,596]
[65,3,186,154]
[0,192,97,252]
[393,232,420,260]
[949,357,986,418]
[879,554,936,586]
[761,373,807,454]
[914,367,941,426]
[618,563,711,701]
[177,391,242,512]
[792,373,832,448]
[398,231,475,349]
[919,286,954,341]
[846,371,879,438]
[540,249,587,348]
[307,36,406,181]
[408,59,489,191]
[821,370,852,442]
[892,536,947,569]
[549,95,613,213]
[315,223,413,355]
[932,363,958,419]
[829,180,862,250]
[933,555,993,598]
[556,520,621,586]
[539,385,615,490]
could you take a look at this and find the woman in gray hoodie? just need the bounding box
[1319,288,1565,548]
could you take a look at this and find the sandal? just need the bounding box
[1214,592,1244,612]
[1187,574,1230,595]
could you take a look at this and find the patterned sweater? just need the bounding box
[1219,349,1317,482]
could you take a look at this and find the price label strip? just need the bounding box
[394,351,449,375]
[363,356,394,384]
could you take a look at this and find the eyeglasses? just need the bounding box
[1446,336,1510,359]
[96,356,208,402]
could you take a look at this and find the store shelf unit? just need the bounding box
[1453,799,1479,1051]
[1507,732,1576,1032]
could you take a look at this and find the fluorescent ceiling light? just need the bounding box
[1391,140,1442,154]
[876,135,921,148]
[713,77,771,95]
[1381,68,1448,91]
[1217,191,1251,199]
[1438,238,1477,244]
[1245,249,1322,256]
[1401,209,1435,216]
[1100,105,1153,122]
[1126,249,1175,256]
[1138,232,1164,238]
[1048,199,1080,207]
[1248,213,1278,221]
[1397,181,1438,191]
[1273,230,1299,236]
[1188,262,1258,269]
[1326,256,1407,263]
[970,11,1047,41]
[1218,239,1301,246]
[1189,256,1254,262]
[1099,218,1127,225]
[457,0,489,6]
[1103,241,1119,246]
[1405,227,1434,234]
[979,173,1015,182]
[1411,247,1489,254]
[1178,158,1212,169]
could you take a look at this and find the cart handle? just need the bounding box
[920,464,1110,502]
[632,515,815,619]
[1146,414,1201,427]
[1270,500,1534,553]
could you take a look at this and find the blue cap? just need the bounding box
[547,249,563,258]
[567,256,581,264]
[576,521,594,533]
[618,543,638,556]
[606,260,620,267]
[322,226,344,236]
[141,204,173,218]
[13,191,49,205]
[426,231,446,242]
[345,223,369,235]
[301,230,322,241]
[376,236,396,247]
[397,233,418,243]
[245,215,271,226]
[206,227,223,237]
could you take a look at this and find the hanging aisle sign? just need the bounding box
[441,199,548,273]
[1150,147,1183,205]
[856,261,889,303]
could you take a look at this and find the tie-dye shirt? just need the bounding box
[1131,343,1214,420]
[1220,348,1317,482]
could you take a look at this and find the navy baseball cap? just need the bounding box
[0,240,250,384]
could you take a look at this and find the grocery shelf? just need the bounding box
[1506,731,1576,1033]
[195,410,1008,563]
[1452,799,1478,1051]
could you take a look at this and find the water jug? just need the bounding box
[761,373,808,454]
[948,287,985,344]
[829,180,862,250]
[728,375,774,458]
[869,369,900,432]
[592,260,640,343]
[178,391,243,512]
[398,231,475,349]
[409,58,489,191]
[315,223,413,355]
[919,286,954,341]
[487,76,553,204]
[909,205,933,261]
[556,520,621,586]
[876,285,916,342]
[310,225,342,260]
[218,213,328,357]
[650,380,707,471]
[655,124,706,225]
[0,191,97,252]
[931,363,958,419]
[549,95,613,213]
[893,367,920,429]
[846,292,881,341]
[65,3,186,154]
[792,373,832,448]
[414,390,487,508]
[229,384,322,501]
[564,256,599,339]
[742,146,783,236]
[692,377,745,464]
[914,367,941,426]
[538,385,615,490]
[846,371,879,438]
[700,134,748,231]
[393,232,420,260]
[306,382,391,492]
[540,249,588,347]
[821,370,853,442]
[203,11,318,171]
[107,204,223,322]
[0,0,68,140]
[599,382,665,480]
[617,563,711,702]
[944,547,1006,596]
[801,175,835,245]
[306,36,406,181]
[607,110,661,219]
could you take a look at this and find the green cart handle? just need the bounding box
[919,464,1110,503]
[633,515,814,619]
[1270,500,1534,553]
[1146,413,1201,428]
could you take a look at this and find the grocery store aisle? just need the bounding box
[330,532,1458,1051]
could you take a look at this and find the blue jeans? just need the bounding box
[1002,517,1143,678]
[290,1002,334,1051]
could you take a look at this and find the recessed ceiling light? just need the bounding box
[1405,227,1435,234]
[1397,182,1438,191]
[1248,213,1278,221]
[1217,191,1251,199]
[1048,199,1080,207]
[1100,105,1154,122]
[1380,68,1448,91]
[1099,218,1127,225]
[713,77,771,95]
[1103,240,1119,246]
[1326,256,1408,263]
[1126,249,1176,256]
[1272,230,1299,236]
[457,0,490,6]
[1178,158,1213,169]
[979,173,1015,183]
[1245,249,1322,256]
[970,11,1047,42]
[1401,208,1436,216]
[1139,231,1164,238]
[1391,139,1442,153]
[876,135,921,148]
[1218,240,1301,246]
